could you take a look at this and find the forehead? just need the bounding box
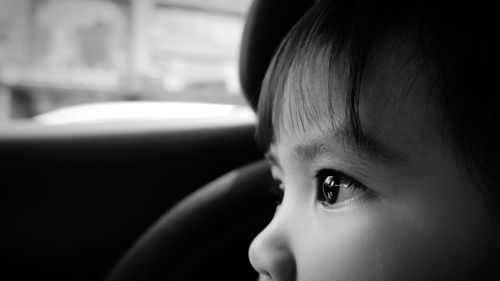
[275,41,440,161]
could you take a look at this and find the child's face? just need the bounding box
[248,56,492,281]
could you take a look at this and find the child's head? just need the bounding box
[249,0,499,280]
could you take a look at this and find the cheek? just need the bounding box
[293,203,475,281]
[294,209,400,281]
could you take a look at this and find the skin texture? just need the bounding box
[248,49,492,281]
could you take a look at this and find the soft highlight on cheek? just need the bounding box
[295,201,455,281]
[295,208,391,280]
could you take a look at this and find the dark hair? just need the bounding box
[256,0,500,210]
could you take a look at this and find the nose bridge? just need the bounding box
[248,205,297,280]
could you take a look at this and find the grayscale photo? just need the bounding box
[1,0,499,280]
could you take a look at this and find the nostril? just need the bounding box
[249,246,296,281]
[258,271,272,281]
[249,238,277,280]
[248,202,297,280]
[248,232,296,281]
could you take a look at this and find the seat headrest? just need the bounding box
[239,0,315,111]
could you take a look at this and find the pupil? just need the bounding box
[322,175,339,202]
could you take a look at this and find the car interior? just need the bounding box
[1,0,315,280]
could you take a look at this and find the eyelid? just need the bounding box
[315,168,372,209]
[314,168,364,188]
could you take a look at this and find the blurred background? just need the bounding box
[0,0,252,125]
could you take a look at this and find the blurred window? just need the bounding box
[0,0,253,125]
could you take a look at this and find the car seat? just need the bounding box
[104,1,314,280]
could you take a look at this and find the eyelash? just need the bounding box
[315,169,368,209]
[269,169,369,209]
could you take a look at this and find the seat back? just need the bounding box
[105,161,276,281]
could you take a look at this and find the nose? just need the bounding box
[248,208,296,281]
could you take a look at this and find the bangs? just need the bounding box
[255,0,431,151]
[256,0,370,151]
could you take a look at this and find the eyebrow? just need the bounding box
[294,126,406,167]
[264,124,407,170]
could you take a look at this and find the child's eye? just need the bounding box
[316,169,368,209]
[269,178,284,206]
